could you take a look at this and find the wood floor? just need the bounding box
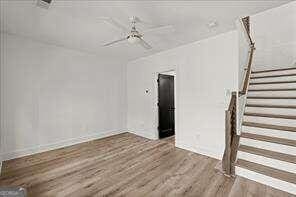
[0,133,294,197]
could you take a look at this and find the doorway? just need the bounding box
[158,74,175,139]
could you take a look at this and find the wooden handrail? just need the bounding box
[242,16,253,45]
[227,92,236,111]
[222,92,238,176]
[240,45,255,95]
[219,16,255,176]
[239,16,256,96]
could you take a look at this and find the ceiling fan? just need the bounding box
[101,16,174,50]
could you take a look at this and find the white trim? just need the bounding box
[0,130,124,161]
[175,142,222,160]
[194,147,222,160]
[128,130,158,140]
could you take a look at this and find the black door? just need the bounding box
[158,74,175,139]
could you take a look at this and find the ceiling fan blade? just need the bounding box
[98,17,129,33]
[133,17,165,27]
[143,25,175,35]
[102,37,126,47]
[139,38,152,50]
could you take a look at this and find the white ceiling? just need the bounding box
[0,0,291,62]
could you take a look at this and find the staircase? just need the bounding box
[235,67,296,195]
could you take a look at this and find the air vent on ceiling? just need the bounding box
[36,0,52,9]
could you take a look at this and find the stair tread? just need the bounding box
[239,67,296,185]
[251,67,296,74]
[250,80,296,85]
[236,159,296,184]
[248,88,296,92]
[244,112,296,120]
[239,145,296,164]
[243,121,296,132]
[246,104,296,109]
[241,132,296,147]
[247,96,296,99]
[250,73,296,79]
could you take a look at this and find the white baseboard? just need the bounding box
[0,130,124,161]
[175,142,222,160]
[128,130,158,140]
[195,146,223,160]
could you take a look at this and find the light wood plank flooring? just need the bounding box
[0,133,293,197]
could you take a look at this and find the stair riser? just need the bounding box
[250,75,296,83]
[251,69,296,77]
[243,116,296,127]
[240,138,296,155]
[246,99,296,105]
[248,91,296,97]
[237,151,296,173]
[240,68,296,194]
[235,166,296,195]
[242,126,296,140]
[249,83,296,89]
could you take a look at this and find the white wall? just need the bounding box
[127,31,238,159]
[0,33,126,160]
[251,1,296,70]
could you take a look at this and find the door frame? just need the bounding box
[155,69,177,140]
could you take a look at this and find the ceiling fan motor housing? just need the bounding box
[102,16,154,49]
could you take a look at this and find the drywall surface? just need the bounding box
[251,1,296,70]
[0,33,126,160]
[127,31,238,159]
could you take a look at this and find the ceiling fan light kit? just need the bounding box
[127,35,141,44]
